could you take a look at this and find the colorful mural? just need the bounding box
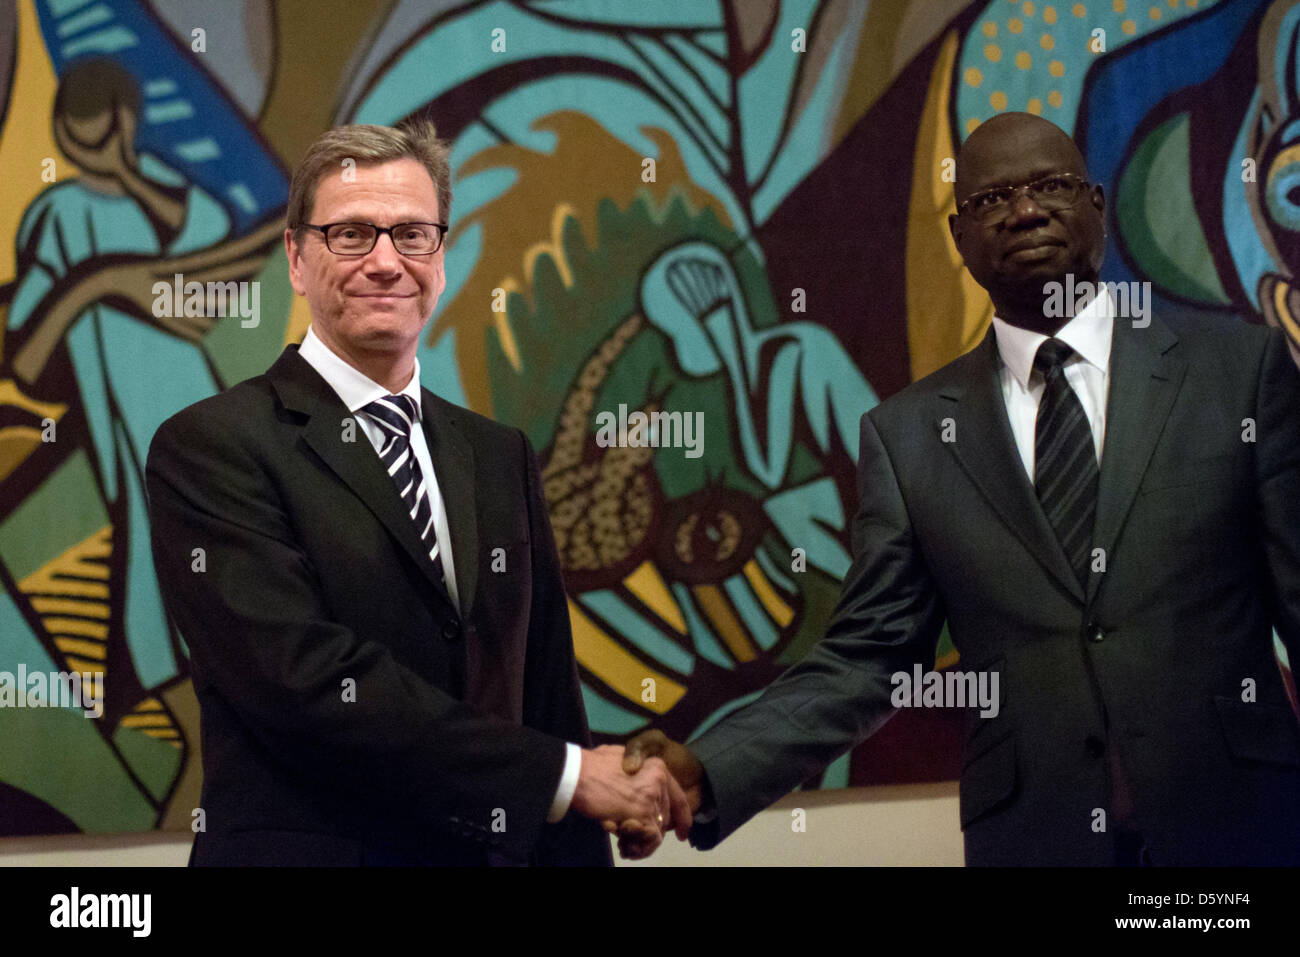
[0,0,1289,835]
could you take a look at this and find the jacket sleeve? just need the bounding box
[689,408,946,849]
[514,428,614,866]
[1254,329,1300,672]
[145,406,569,860]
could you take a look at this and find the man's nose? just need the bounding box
[363,232,403,272]
[1002,190,1051,228]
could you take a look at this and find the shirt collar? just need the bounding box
[297,325,423,419]
[991,287,1114,391]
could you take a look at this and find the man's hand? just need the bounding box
[570,745,692,856]
[623,729,704,806]
[611,730,706,860]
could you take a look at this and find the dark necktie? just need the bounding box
[1032,338,1098,586]
[361,394,444,581]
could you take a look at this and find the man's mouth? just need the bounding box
[1004,239,1064,262]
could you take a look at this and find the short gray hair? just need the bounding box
[286,119,452,237]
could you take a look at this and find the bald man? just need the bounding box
[622,112,1300,866]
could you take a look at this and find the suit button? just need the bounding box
[1085,735,1105,758]
[443,621,460,641]
[1086,623,1105,643]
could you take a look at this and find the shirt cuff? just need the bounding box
[546,742,582,822]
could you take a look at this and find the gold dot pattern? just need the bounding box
[962,0,1219,127]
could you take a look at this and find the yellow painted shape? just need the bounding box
[623,560,688,634]
[283,288,314,347]
[61,656,104,675]
[29,596,109,618]
[567,599,685,714]
[905,30,993,382]
[0,371,67,475]
[18,525,112,599]
[40,616,107,638]
[693,585,756,663]
[0,428,45,482]
[52,636,106,660]
[742,560,794,628]
[0,0,80,284]
[1272,280,1300,347]
[935,648,962,670]
[0,380,65,419]
[120,714,174,728]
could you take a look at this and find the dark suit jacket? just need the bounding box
[145,345,611,866]
[688,314,1300,865]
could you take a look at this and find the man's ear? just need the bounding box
[285,228,306,296]
[948,212,962,249]
[1090,183,1105,217]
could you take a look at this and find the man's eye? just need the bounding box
[974,190,1008,209]
[337,228,361,239]
[400,228,425,241]
[1037,177,1068,193]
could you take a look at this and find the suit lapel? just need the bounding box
[421,393,479,619]
[937,329,1086,601]
[267,347,458,616]
[1085,316,1185,603]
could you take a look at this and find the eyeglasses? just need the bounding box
[957,173,1090,224]
[300,221,448,255]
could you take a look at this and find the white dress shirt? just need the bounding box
[990,290,1113,479]
[297,326,580,823]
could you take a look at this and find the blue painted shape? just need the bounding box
[723,572,779,651]
[1081,0,1259,193]
[580,683,650,734]
[56,2,111,37]
[0,592,60,684]
[34,0,288,232]
[764,477,851,579]
[672,583,733,671]
[755,542,796,593]
[144,98,195,123]
[580,590,695,675]
[1223,91,1275,310]
[174,137,221,162]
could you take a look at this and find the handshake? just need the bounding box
[570,731,703,859]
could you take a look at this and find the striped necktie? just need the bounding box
[1032,338,1098,586]
[361,394,443,581]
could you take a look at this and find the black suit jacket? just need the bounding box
[689,314,1300,865]
[146,345,611,866]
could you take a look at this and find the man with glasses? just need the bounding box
[145,121,690,865]
[622,111,1300,865]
